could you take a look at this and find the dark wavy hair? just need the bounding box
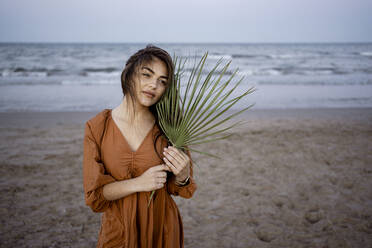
[121,44,174,158]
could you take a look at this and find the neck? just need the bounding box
[116,96,153,124]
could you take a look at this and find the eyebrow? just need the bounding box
[142,66,168,80]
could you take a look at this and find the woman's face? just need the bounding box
[133,57,169,108]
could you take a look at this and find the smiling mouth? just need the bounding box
[143,91,155,98]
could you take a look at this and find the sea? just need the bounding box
[0,42,371,112]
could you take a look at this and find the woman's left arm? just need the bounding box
[163,146,197,198]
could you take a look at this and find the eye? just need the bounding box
[142,73,151,78]
[160,80,168,85]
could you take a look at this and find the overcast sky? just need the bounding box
[0,0,371,43]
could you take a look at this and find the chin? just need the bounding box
[138,98,157,107]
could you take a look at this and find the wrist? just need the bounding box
[131,177,143,192]
[175,175,190,186]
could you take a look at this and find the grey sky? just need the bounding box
[0,0,371,43]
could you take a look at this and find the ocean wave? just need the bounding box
[184,68,236,76]
[61,80,118,85]
[181,54,232,61]
[81,71,121,78]
[240,67,351,76]
[232,54,271,59]
[315,51,332,55]
[182,65,352,78]
[293,67,338,75]
[0,81,63,86]
[358,68,372,74]
[327,96,372,102]
[0,67,121,78]
[268,54,305,59]
[360,51,372,57]
[285,67,352,75]
[82,67,119,73]
[233,53,326,60]
[207,54,232,60]
[239,69,282,76]
[0,78,119,86]
[257,81,372,86]
[0,67,66,77]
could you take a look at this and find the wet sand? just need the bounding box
[0,108,371,247]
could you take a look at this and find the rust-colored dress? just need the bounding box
[83,109,197,248]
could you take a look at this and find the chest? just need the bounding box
[101,118,166,180]
[112,118,154,152]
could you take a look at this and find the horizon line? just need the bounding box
[1,41,371,45]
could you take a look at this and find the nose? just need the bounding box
[149,78,157,89]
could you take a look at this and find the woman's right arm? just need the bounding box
[102,164,170,201]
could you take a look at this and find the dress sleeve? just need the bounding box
[83,121,116,212]
[167,149,197,199]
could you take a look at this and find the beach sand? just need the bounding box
[0,108,371,247]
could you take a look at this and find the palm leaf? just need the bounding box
[156,52,256,152]
[148,52,256,206]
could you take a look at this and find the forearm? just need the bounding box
[102,177,142,201]
[103,164,169,201]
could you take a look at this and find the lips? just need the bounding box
[142,91,155,98]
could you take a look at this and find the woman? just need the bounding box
[83,45,197,248]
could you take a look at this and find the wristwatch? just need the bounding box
[175,176,190,186]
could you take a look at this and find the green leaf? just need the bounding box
[155,52,255,157]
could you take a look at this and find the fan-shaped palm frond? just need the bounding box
[156,52,256,157]
[149,52,255,207]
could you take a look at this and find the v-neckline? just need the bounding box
[110,109,155,153]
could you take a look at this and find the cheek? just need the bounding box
[157,86,166,98]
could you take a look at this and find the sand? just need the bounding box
[0,108,371,247]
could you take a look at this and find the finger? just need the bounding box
[169,146,187,159]
[163,156,178,174]
[151,164,164,171]
[163,150,183,168]
[162,164,171,171]
[178,149,191,164]
[153,164,170,172]
[178,149,189,160]
[164,148,189,172]
[157,177,166,184]
[175,149,190,165]
[165,147,185,164]
[156,171,167,178]
[176,149,187,160]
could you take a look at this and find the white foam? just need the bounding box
[208,54,233,60]
[360,52,372,57]
[239,70,254,76]
[240,68,282,76]
[0,69,11,77]
[29,72,48,77]
[269,53,318,59]
[269,54,299,59]
[263,69,282,76]
[61,80,118,85]
[86,71,121,77]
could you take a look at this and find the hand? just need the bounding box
[163,146,190,183]
[136,164,170,192]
